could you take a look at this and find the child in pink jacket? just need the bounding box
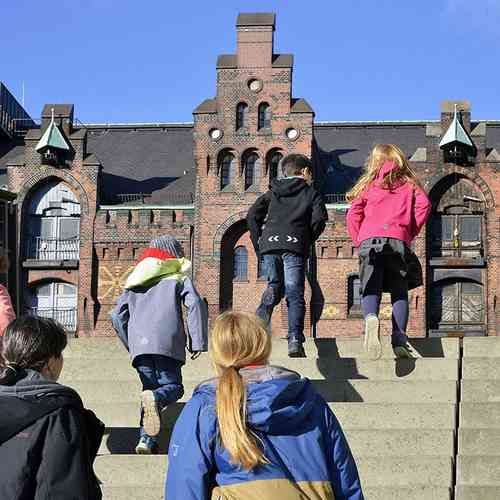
[346,144,431,359]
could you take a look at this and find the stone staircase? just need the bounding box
[456,338,500,500]
[59,336,499,500]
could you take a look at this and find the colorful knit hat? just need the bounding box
[149,235,185,259]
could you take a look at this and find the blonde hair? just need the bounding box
[211,311,271,470]
[346,144,422,202]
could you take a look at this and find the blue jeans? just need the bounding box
[256,252,306,342]
[134,354,184,441]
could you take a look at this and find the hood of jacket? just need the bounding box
[196,365,317,434]
[0,369,83,445]
[270,178,309,199]
[125,247,192,290]
[374,160,401,186]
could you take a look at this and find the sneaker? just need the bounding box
[364,314,382,360]
[393,342,421,359]
[288,339,306,358]
[135,436,158,455]
[141,390,161,437]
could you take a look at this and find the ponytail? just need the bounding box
[0,316,67,386]
[0,362,23,385]
[211,311,271,470]
[216,365,267,470]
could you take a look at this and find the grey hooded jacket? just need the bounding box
[111,276,208,363]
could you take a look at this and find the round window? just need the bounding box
[247,79,263,93]
[286,128,300,141]
[209,128,223,141]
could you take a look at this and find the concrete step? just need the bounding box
[98,427,455,457]
[94,455,453,487]
[60,357,459,382]
[460,403,500,428]
[461,381,500,403]
[457,455,500,485]
[101,485,452,500]
[459,429,500,455]
[102,487,162,500]
[66,336,459,359]
[350,487,451,500]
[89,401,457,430]
[462,358,500,380]
[463,337,500,358]
[455,486,500,500]
[70,379,458,405]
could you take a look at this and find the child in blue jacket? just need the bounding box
[111,236,208,454]
[166,311,363,500]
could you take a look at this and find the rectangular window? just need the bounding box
[460,216,481,242]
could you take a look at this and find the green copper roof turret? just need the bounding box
[439,104,474,149]
[35,108,70,152]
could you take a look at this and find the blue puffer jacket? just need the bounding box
[166,366,364,499]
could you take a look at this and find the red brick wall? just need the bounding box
[93,208,194,336]
[193,22,314,334]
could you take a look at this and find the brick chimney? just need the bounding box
[41,104,74,137]
[236,13,275,68]
[441,100,471,133]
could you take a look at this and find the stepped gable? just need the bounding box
[312,122,427,195]
[85,124,195,205]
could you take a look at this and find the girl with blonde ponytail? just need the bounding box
[166,311,363,500]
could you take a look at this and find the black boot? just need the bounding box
[288,338,306,358]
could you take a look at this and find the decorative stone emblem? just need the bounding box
[321,304,339,319]
[98,264,134,300]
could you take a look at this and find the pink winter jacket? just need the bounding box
[0,284,15,336]
[347,160,431,247]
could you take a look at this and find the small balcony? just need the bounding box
[30,307,77,333]
[24,237,80,268]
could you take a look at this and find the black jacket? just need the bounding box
[0,370,104,500]
[247,178,328,256]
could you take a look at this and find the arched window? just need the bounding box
[26,180,81,261]
[233,246,248,281]
[428,176,484,259]
[28,281,78,332]
[267,151,283,181]
[244,152,259,190]
[236,102,248,130]
[219,152,236,189]
[348,275,362,316]
[258,103,271,130]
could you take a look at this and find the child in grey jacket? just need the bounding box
[111,236,208,454]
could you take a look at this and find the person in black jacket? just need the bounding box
[247,154,328,357]
[0,316,104,500]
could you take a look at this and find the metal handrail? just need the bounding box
[30,307,77,332]
[27,237,80,261]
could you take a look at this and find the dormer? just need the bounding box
[35,108,71,166]
[439,103,476,165]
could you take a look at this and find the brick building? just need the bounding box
[0,12,499,338]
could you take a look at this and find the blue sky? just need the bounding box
[2,0,499,123]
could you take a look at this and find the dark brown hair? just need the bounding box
[281,153,312,177]
[0,316,67,385]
